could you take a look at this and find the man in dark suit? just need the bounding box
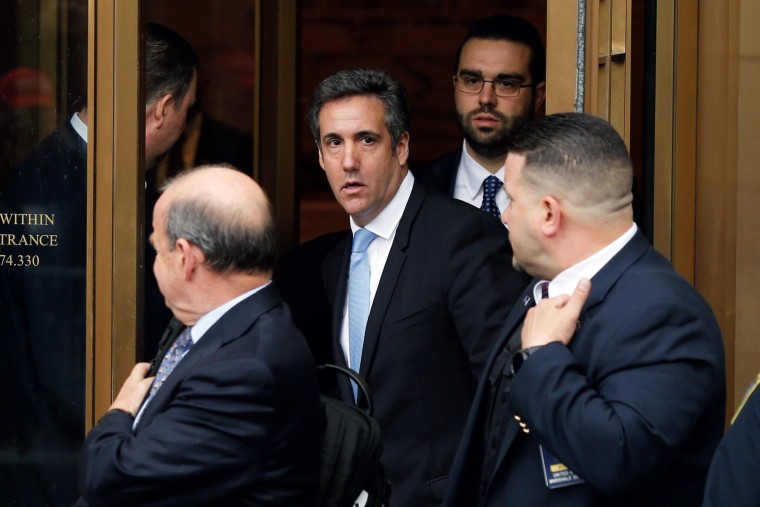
[413,14,545,218]
[307,67,530,506]
[76,166,322,506]
[703,374,760,507]
[444,112,726,507]
[0,23,198,506]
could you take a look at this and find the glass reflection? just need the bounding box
[0,1,88,505]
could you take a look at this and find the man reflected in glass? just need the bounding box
[0,23,197,506]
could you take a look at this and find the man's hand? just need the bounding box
[521,278,591,348]
[109,363,154,416]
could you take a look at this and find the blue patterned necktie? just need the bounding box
[133,326,193,429]
[480,175,503,219]
[348,228,376,401]
[147,326,194,400]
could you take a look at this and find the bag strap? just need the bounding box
[317,364,374,416]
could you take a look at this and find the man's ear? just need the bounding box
[148,93,174,128]
[541,195,562,237]
[395,132,410,165]
[175,238,204,280]
[533,82,546,113]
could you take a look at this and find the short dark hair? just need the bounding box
[163,167,277,275]
[307,68,410,150]
[146,23,198,108]
[455,14,546,85]
[509,113,632,208]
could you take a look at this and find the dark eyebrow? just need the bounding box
[458,69,528,82]
[458,68,483,78]
[321,132,341,142]
[495,72,527,81]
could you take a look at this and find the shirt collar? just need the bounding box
[350,170,414,240]
[70,112,87,143]
[544,223,638,299]
[459,140,505,199]
[188,281,272,343]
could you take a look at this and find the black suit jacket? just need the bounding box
[78,284,322,507]
[412,148,462,196]
[444,230,726,507]
[323,181,530,506]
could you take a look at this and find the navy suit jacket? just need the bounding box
[78,284,322,507]
[412,148,461,197]
[703,376,760,507]
[323,181,530,506]
[444,230,726,507]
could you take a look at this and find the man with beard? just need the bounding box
[414,14,546,220]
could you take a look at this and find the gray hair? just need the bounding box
[163,176,276,275]
[307,68,410,150]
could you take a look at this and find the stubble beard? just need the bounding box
[458,106,534,161]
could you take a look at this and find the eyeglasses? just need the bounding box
[453,74,534,98]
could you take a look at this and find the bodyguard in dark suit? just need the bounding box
[413,15,545,217]
[76,166,322,506]
[703,374,760,507]
[444,113,726,507]
[307,68,529,506]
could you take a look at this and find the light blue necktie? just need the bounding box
[348,228,376,401]
[480,175,503,219]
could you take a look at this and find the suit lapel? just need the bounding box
[323,231,354,399]
[433,147,461,196]
[358,183,424,379]
[325,232,351,362]
[139,284,282,426]
[579,229,651,314]
[488,284,537,473]
[445,147,462,196]
[449,281,536,498]
[487,230,651,486]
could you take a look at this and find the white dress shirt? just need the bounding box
[533,223,638,302]
[70,112,87,142]
[339,171,415,368]
[453,140,509,213]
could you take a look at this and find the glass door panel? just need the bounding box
[0,1,88,505]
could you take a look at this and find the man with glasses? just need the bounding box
[414,14,546,220]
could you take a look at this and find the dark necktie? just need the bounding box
[480,175,503,219]
[538,280,550,300]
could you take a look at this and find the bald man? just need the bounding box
[76,166,322,506]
